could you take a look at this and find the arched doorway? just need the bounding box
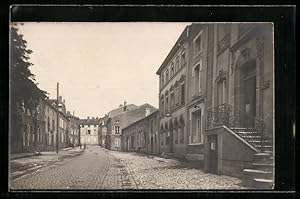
[234,48,257,128]
[241,60,256,127]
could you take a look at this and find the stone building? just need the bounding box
[49,97,70,149]
[106,103,157,151]
[156,25,190,158]
[41,99,58,151]
[155,23,274,188]
[121,110,160,155]
[203,23,274,188]
[99,115,109,148]
[67,111,80,147]
[79,117,100,145]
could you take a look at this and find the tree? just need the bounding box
[10,24,47,152]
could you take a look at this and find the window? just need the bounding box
[191,110,202,143]
[175,56,179,71]
[171,64,174,77]
[166,132,170,145]
[174,128,178,144]
[166,95,169,113]
[87,130,91,134]
[161,74,164,86]
[170,91,174,110]
[115,126,120,134]
[181,51,186,66]
[194,65,200,94]
[194,31,203,55]
[166,69,169,82]
[181,83,185,105]
[161,95,164,114]
[180,127,184,144]
[175,86,180,106]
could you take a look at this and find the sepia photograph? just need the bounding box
[9,22,275,190]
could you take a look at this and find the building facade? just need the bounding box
[121,110,160,155]
[106,103,157,151]
[67,112,81,147]
[99,115,108,148]
[156,25,190,158]
[79,117,100,145]
[155,23,274,187]
[204,23,274,183]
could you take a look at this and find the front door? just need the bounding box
[208,135,218,174]
[243,75,256,127]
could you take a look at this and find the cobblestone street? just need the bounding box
[108,151,244,189]
[10,146,243,190]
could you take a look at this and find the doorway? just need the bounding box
[208,135,218,174]
[242,62,256,128]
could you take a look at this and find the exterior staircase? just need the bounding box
[206,103,274,189]
[233,128,274,189]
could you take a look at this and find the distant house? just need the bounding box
[79,117,100,145]
[122,110,160,155]
[67,111,80,147]
[106,103,158,151]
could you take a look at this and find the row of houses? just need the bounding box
[11,94,81,154]
[100,23,274,188]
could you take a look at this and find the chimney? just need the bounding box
[87,116,90,120]
[145,108,150,117]
[63,99,65,104]
[123,101,127,112]
[92,117,95,120]
[59,96,62,103]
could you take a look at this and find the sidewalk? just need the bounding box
[10,147,81,160]
[10,147,84,180]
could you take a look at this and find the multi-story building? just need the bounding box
[106,103,157,151]
[156,25,190,158]
[155,23,274,188]
[79,117,100,145]
[49,96,70,149]
[121,110,160,155]
[99,115,109,148]
[204,23,274,188]
[67,111,80,147]
[41,98,58,151]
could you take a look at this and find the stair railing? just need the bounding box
[206,103,265,152]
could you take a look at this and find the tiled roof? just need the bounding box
[108,104,137,117]
[79,118,100,125]
[110,103,158,129]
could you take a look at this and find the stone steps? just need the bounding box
[252,178,274,189]
[242,151,274,189]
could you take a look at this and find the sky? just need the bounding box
[15,22,190,119]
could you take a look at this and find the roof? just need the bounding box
[122,110,159,131]
[108,104,137,117]
[110,103,158,129]
[79,118,100,125]
[156,24,190,75]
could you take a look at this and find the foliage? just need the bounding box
[10,25,47,110]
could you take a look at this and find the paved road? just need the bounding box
[10,146,134,190]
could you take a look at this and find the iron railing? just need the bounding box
[206,103,265,152]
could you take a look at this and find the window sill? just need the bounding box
[188,143,204,146]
